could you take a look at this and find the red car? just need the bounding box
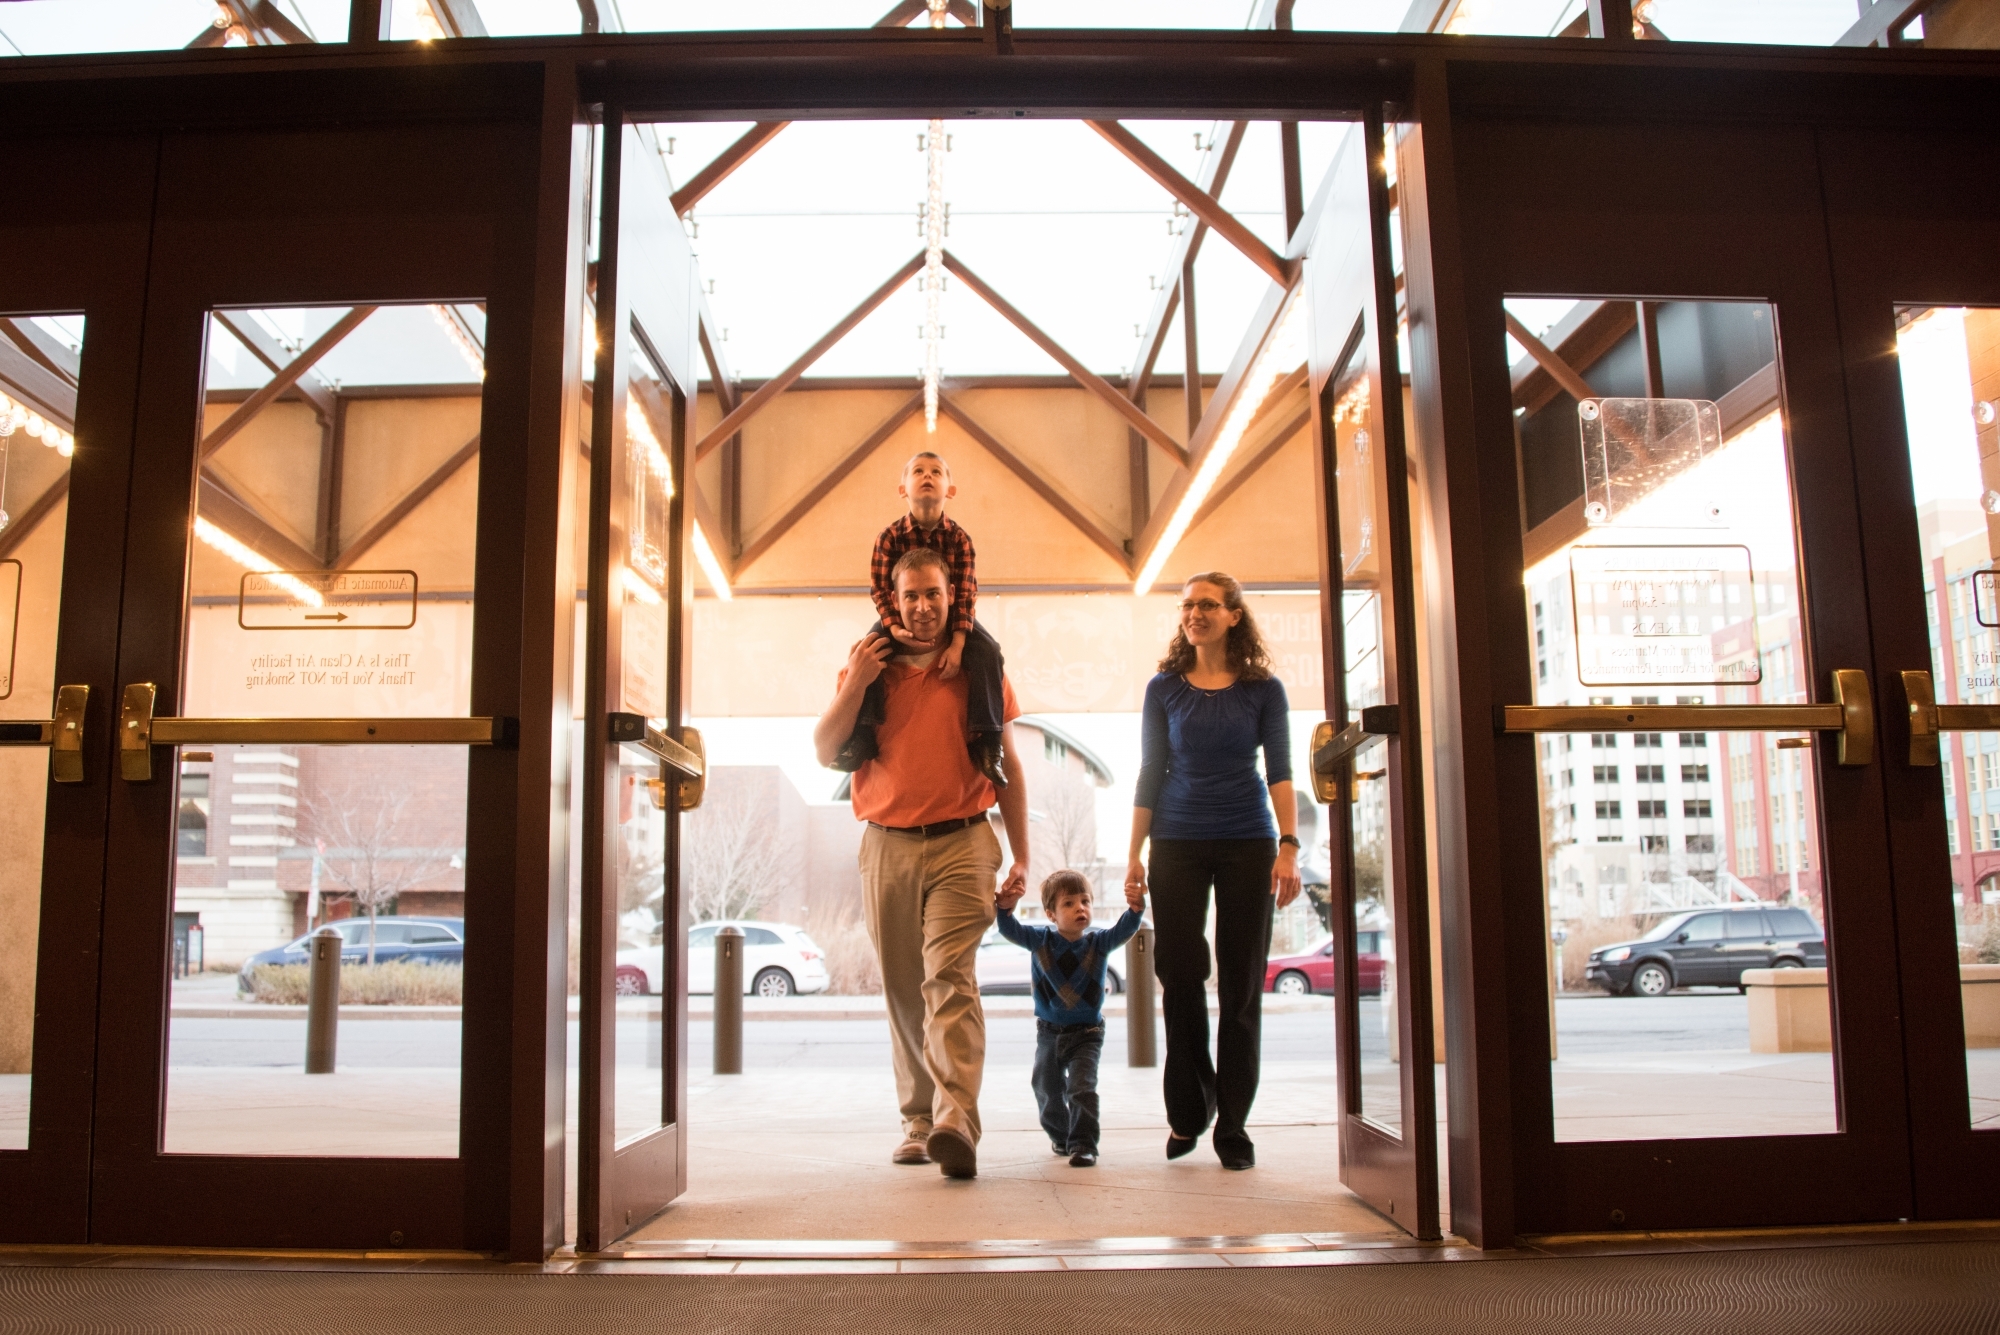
[1265,931,1386,996]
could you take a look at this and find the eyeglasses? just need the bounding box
[1179,599,1225,614]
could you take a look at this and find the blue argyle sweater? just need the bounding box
[995,907,1143,1027]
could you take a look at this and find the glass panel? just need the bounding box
[1895,304,2000,1132]
[1327,331,1401,1133]
[164,301,482,1157]
[0,312,81,1151]
[613,336,679,1146]
[1514,296,1840,1142]
[0,1,346,54]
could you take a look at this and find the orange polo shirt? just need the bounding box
[840,655,1020,828]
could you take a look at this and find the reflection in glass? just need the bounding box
[1895,305,2000,1131]
[163,302,481,1157]
[0,312,82,1150]
[1514,297,1838,1142]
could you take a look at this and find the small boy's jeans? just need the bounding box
[854,617,1005,734]
[1032,1020,1104,1154]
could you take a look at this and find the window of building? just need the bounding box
[1634,733,1663,749]
[1635,764,1665,784]
[1685,799,1714,819]
[176,774,210,858]
[1679,732,1708,747]
[1596,801,1622,819]
[1593,765,1619,783]
[1637,800,1667,819]
[1686,835,1715,854]
[1681,764,1710,783]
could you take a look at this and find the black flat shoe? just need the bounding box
[1166,1134,1198,1160]
[1069,1150,1098,1168]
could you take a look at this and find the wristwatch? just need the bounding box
[1278,835,1300,850]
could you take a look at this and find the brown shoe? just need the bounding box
[926,1125,977,1179]
[892,1134,931,1165]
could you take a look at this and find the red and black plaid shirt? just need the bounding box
[871,513,978,634]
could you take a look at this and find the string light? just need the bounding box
[429,304,485,380]
[1133,292,1307,596]
[0,394,75,456]
[921,118,947,432]
[926,0,947,26]
[194,515,325,607]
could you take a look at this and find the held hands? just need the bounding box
[1124,857,1148,914]
[1273,843,1303,910]
[998,861,1029,909]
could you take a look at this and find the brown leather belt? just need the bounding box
[868,816,982,839]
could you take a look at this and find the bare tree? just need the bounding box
[301,779,457,964]
[683,778,782,924]
[1033,771,1106,904]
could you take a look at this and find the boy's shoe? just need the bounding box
[892,1134,931,1165]
[1051,1142,1069,1156]
[830,726,879,773]
[1068,1150,1098,1168]
[969,733,1007,788]
[926,1125,978,1179]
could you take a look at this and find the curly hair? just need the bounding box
[1156,571,1273,681]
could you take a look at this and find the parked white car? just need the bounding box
[975,923,1123,996]
[615,920,829,998]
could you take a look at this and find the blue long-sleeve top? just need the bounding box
[1134,673,1293,841]
[996,907,1143,1026]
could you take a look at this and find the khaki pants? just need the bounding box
[859,821,1001,1143]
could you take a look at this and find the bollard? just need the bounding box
[713,925,744,1074]
[305,926,342,1074]
[1126,925,1157,1068]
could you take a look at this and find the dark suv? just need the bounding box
[1585,904,1824,997]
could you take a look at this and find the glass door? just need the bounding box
[0,131,156,1242]
[577,116,708,1250]
[1820,123,2000,1220]
[83,115,556,1251]
[1304,112,1440,1239]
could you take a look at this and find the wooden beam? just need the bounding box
[1510,300,1634,415]
[1180,254,1202,442]
[314,396,348,565]
[1131,279,1298,579]
[1192,406,1309,528]
[429,0,489,37]
[941,250,1188,468]
[1587,0,1636,39]
[1127,121,1247,403]
[1085,121,1293,287]
[689,481,733,585]
[1280,121,1305,239]
[671,122,789,218]
[0,472,68,562]
[0,318,79,387]
[213,310,335,420]
[201,306,375,461]
[694,253,925,463]
[1837,0,1932,45]
[0,337,77,427]
[335,433,480,570]
[1504,310,1596,404]
[937,392,1131,575]
[735,391,924,575]
[198,473,322,572]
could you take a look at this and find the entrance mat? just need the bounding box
[0,1238,1995,1333]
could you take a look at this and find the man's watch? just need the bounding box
[1278,835,1300,850]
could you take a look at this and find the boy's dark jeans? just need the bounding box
[1032,1020,1105,1154]
[832,617,1004,771]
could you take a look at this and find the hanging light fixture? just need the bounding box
[921,115,947,432]
[0,394,74,456]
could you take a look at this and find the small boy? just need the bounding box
[996,869,1144,1167]
[832,451,1008,785]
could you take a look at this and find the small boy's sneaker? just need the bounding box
[969,733,1007,788]
[1050,1142,1068,1156]
[831,725,879,773]
[1068,1150,1097,1168]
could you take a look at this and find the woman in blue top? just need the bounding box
[1125,571,1301,1170]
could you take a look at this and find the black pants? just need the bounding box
[834,617,1004,770]
[1032,1021,1105,1154]
[1148,838,1276,1150]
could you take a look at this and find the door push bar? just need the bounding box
[1500,668,1875,768]
[1901,670,2000,767]
[608,712,707,812]
[1308,705,1399,805]
[115,682,513,782]
[0,684,91,783]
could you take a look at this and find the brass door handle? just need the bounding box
[1901,670,2000,767]
[1501,668,1875,767]
[610,712,706,810]
[1308,705,1398,804]
[115,682,512,782]
[1,684,90,783]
